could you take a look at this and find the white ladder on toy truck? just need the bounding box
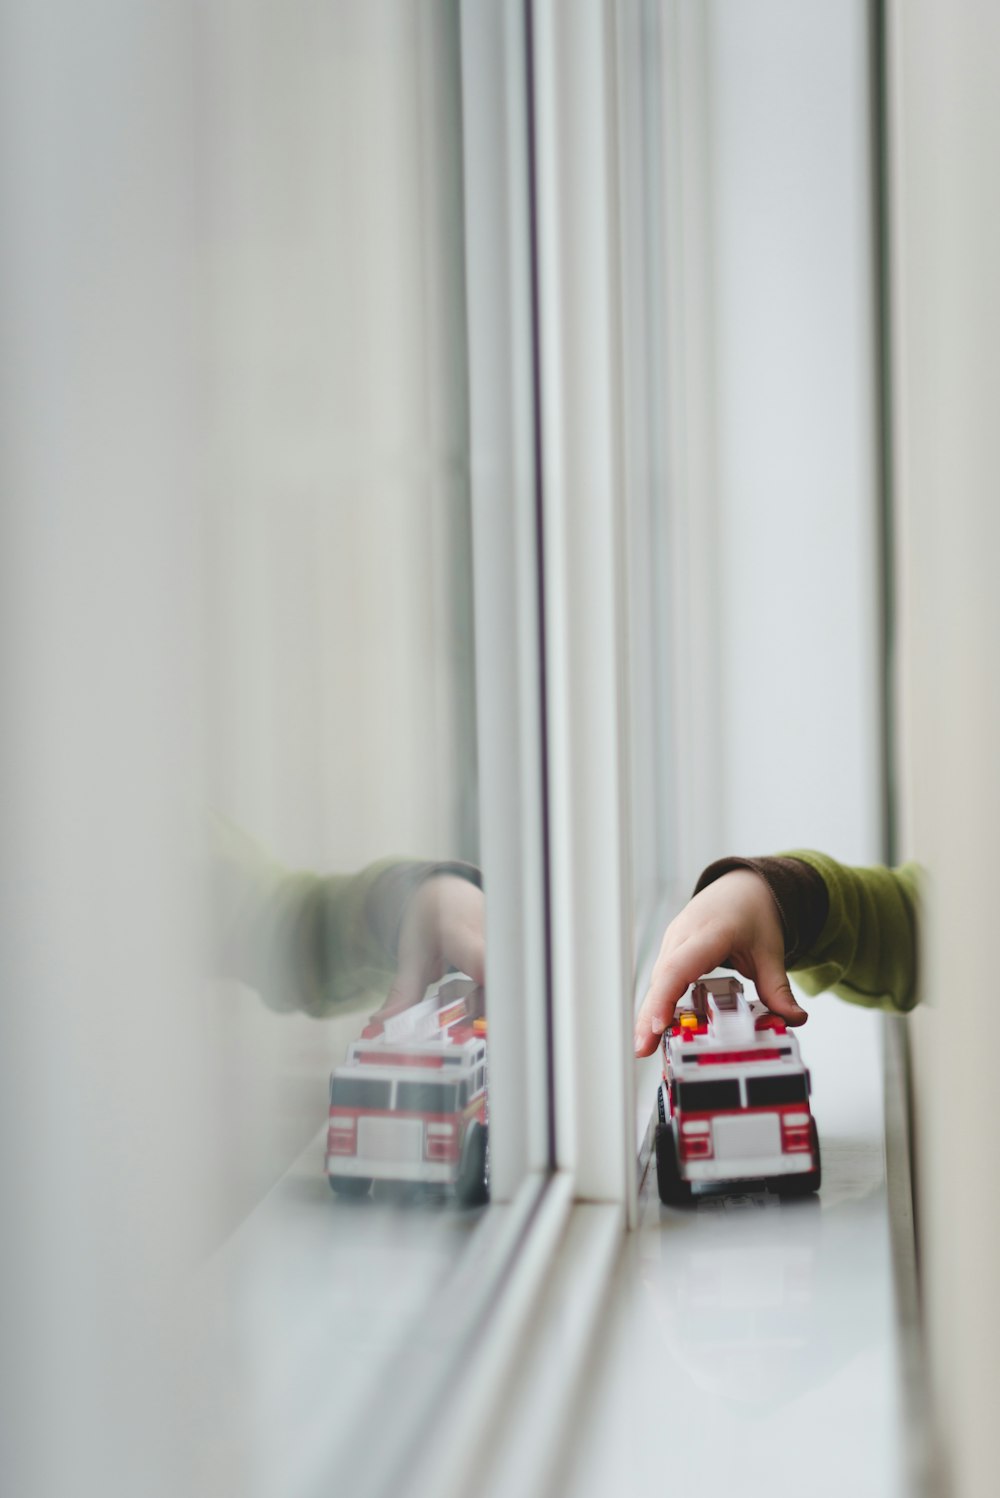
[693,975,755,1046]
[370,980,474,1044]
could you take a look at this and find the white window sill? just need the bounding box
[477,993,919,1498]
[198,988,919,1498]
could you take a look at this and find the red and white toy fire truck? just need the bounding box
[655,974,821,1205]
[326,979,488,1205]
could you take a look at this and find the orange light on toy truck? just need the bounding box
[437,1001,467,1030]
[679,1012,698,1033]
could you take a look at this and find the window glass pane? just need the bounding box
[199,1,541,1488]
[1,1,545,1493]
[205,0,480,1203]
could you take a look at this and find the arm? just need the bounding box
[779,849,920,1014]
[633,849,921,1057]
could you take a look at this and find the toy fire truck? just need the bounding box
[326,979,488,1205]
[655,974,821,1205]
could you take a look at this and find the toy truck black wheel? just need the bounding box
[328,1175,373,1199]
[655,1122,693,1206]
[767,1120,822,1198]
[455,1121,489,1207]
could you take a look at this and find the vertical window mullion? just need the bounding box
[530,0,635,1212]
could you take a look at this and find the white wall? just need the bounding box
[706,0,882,864]
[888,5,1000,1494]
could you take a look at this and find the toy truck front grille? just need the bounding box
[711,1109,781,1161]
[358,1115,424,1163]
[326,1050,486,1191]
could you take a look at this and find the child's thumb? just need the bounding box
[754,954,808,1026]
[373,954,434,1021]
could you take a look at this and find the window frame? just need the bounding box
[325,5,716,1495]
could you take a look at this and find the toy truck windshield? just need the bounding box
[330,1077,391,1109]
[396,1080,464,1113]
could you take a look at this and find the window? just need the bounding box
[746,1075,809,1108]
[198,3,552,1492]
[396,1081,460,1115]
[330,1078,392,1111]
[2,1,781,1491]
[676,1079,743,1113]
[2,3,898,1496]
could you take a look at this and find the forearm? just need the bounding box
[782,850,920,1013]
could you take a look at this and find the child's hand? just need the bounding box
[375,875,486,1020]
[633,869,808,1056]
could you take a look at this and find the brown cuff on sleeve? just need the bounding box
[366,860,483,964]
[693,856,829,967]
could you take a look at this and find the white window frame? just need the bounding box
[530,0,636,1214]
[465,0,721,1238]
[386,8,665,1498]
[459,0,551,1199]
[337,6,717,1496]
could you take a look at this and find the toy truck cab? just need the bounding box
[326,981,489,1206]
[655,975,821,1205]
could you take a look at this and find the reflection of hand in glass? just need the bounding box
[211,814,484,1019]
[633,870,807,1057]
[375,874,485,1021]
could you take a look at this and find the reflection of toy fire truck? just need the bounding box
[326,980,488,1205]
[655,975,821,1205]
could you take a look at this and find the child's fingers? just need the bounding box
[375,964,436,1020]
[753,952,808,1026]
[633,970,683,1058]
[442,916,486,987]
[376,926,441,1020]
[633,926,734,1056]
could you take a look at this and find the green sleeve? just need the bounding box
[209,814,480,1018]
[783,849,921,1014]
